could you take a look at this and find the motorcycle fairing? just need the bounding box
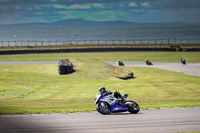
[111,103,128,112]
[95,94,105,104]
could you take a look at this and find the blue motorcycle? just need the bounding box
[95,91,140,114]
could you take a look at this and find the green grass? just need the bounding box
[0,52,200,62]
[0,52,200,114]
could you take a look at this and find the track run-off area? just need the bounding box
[0,61,200,132]
[1,61,200,76]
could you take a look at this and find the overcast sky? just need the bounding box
[0,0,200,24]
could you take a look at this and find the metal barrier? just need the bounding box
[1,38,200,46]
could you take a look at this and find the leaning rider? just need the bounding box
[99,87,112,96]
[99,87,125,102]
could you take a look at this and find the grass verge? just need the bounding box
[0,52,200,62]
[0,52,200,114]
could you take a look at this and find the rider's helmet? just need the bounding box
[99,87,106,94]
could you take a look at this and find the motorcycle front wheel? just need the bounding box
[127,101,140,114]
[96,102,111,115]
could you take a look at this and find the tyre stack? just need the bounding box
[58,59,73,75]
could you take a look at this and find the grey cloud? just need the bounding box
[0,0,200,24]
[146,0,200,9]
[1,0,200,9]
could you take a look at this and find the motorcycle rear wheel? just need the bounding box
[127,101,140,114]
[96,102,111,115]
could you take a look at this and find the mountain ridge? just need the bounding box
[1,19,200,28]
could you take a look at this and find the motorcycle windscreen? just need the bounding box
[123,94,128,98]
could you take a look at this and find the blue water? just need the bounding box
[0,27,200,45]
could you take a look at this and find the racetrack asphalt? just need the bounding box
[0,107,200,133]
[106,62,200,76]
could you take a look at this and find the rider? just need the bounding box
[99,87,125,101]
[99,87,112,96]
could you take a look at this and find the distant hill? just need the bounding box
[0,19,200,28]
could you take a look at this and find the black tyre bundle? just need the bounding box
[58,59,73,75]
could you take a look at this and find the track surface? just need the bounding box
[0,107,200,133]
[107,62,200,76]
